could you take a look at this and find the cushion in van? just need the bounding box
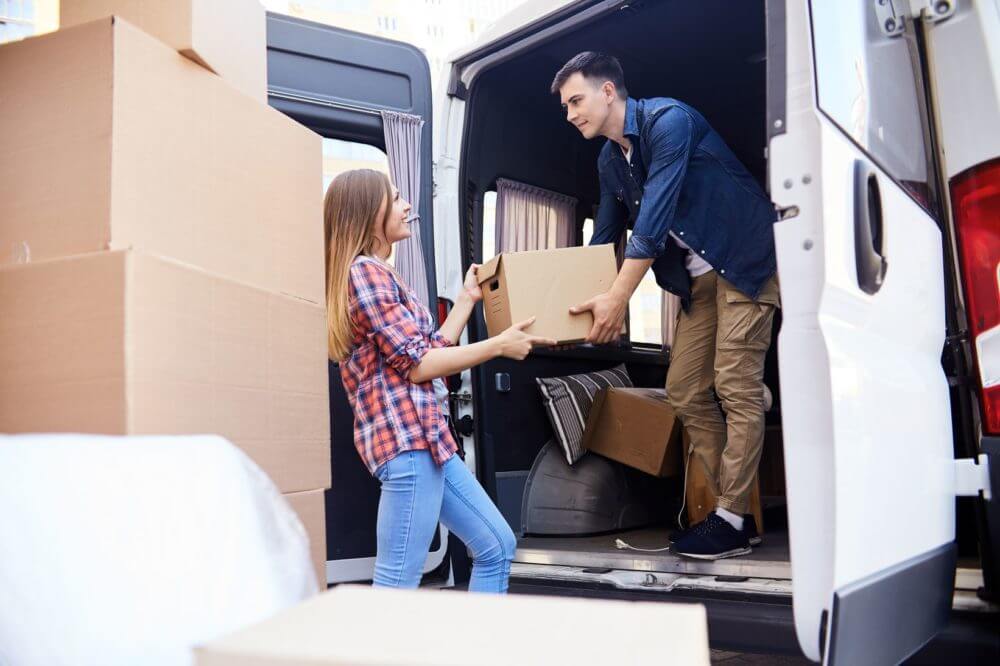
[536,364,632,465]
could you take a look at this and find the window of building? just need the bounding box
[0,0,37,44]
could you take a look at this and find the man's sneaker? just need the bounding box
[672,512,752,560]
[744,514,762,547]
[668,521,698,545]
[671,514,761,547]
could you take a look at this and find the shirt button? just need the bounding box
[700,250,706,255]
[720,269,726,274]
[679,231,685,236]
[635,200,640,205]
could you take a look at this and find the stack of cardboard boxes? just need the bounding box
[0,1,331,584]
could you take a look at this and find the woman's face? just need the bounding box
[376,186,413,249]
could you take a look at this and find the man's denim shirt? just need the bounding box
[591,97,777,308]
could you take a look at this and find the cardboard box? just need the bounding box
[60,0,267,103]
[477,244,618,344]
[195,585,711,665]
[581,387,683,477]
[284,489,327,589]
[0,251,331,493]
[0,17,324,304]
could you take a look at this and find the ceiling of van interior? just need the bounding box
[464,0,767,224]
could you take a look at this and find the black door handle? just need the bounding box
[853,161,888,295]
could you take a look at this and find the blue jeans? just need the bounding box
[373,450,517,593]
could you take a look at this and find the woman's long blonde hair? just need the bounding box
[325,169,394,362]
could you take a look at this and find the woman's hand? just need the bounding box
[494,317,557,360]
[463,263,483,304]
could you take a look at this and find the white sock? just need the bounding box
[716,507,744,531]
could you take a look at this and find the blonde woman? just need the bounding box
[325,169,555,591]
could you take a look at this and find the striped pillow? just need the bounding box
[536,365,632,465]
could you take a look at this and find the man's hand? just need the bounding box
[570,289,629,344]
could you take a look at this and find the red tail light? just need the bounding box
[437,297,462,392]
[437,298,450,326]
[950,157,1000,435]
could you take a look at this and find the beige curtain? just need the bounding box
[495,178,577,252]
[380,110,429,307]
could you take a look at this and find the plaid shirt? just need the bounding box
[341,256,458,475]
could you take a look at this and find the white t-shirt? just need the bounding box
[622,143,713,278]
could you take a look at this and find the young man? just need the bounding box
[553,52,779,560]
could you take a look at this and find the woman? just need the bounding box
[325,169,555,592]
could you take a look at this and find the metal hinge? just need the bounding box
[909,0,957,24]
[955,454,992,500]
[876,0,956,38]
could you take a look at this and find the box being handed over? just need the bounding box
[476,244,618,345]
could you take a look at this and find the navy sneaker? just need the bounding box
[670,514,761,547]
[672,512,752,560]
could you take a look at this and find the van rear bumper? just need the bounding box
[505,577,1000,663]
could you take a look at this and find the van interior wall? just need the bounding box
[462,0,787,528]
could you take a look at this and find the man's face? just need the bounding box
[559,72,613,140]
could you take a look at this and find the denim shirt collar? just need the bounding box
[623,97,640,140]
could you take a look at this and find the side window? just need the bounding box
[810,1,938,213]
[482,190,497,261]
[581,219,664,347]
[322,137,393,261]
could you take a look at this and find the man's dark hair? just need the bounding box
[550,51,627,98]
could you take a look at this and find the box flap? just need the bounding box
[476,254,503,284]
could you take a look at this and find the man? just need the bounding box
[552,52,779,560]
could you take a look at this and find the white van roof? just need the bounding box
[446,0,578,63]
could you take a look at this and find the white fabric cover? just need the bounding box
[0,434,317,666]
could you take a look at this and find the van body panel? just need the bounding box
[769,1,956,661]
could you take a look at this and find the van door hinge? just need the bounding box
[955,455,992,500]
[876,0,956,38]
[908,0,956,24]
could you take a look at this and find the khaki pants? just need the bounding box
[665,271,779,515]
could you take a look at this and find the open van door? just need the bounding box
[769,1,958,663]
[265,12,442,585]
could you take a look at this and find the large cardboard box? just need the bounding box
[476,244,618,344]
[0,251,331,493]
[581,387,683,477]
[284,489,327,590]
[0,17,324,304]
[195,585,711,665]
[60,0,267,103]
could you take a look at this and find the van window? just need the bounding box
[581,219,664,347]
[810,1,938,212]
[482,190,497,261]
[322,138,394,262]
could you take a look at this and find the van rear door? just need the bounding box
[769,2,956,663]
[266,12,442,585]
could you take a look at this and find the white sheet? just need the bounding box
[0,434,317,666]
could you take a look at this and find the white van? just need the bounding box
[266,1,999,662]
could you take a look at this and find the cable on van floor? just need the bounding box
[614,538,672,552]
[613,441,695,553]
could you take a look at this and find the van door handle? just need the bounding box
[853,160,888,295]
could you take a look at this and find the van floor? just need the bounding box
[515,527,792,580]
